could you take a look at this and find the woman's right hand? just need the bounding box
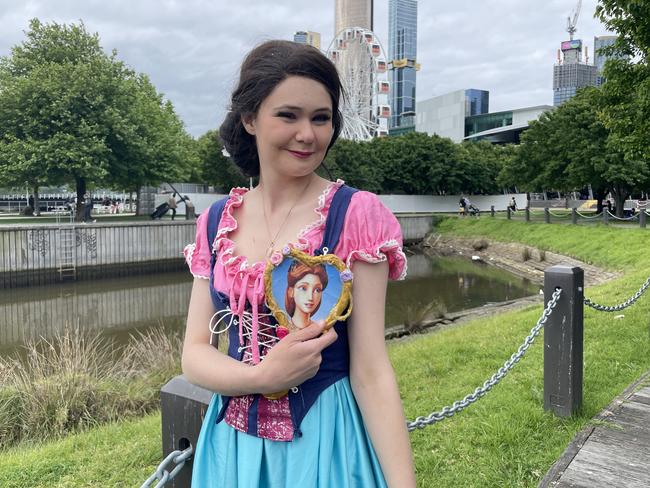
[255,320,337,394]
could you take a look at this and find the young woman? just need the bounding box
[285,262,328,329]
[182,40,416,487]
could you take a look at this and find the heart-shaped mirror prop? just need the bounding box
[262,247,353,400]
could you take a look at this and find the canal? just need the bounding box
[0,253,538,354]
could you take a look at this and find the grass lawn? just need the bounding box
[1,218,649,487]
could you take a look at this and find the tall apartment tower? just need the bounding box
[335,0,373,34]
[552,39,598,106]
[293,31,321,49]
[388,0,418,134]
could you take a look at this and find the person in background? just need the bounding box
[184,195,196,220]
[167,192,178,220]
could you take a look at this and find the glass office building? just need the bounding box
[465,89,489,116]
[293,31,321,49]
[388,0,418,132]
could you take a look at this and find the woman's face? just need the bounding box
[243,76,334,178]
[292,273,324,316]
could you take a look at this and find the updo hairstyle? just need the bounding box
[219,40,343,177]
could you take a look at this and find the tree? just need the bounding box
[499,87,646,215]
[595,1,650,162]
[0,19,192,218]
[195,130,247,192]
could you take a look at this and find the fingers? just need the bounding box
[291,320,325,341]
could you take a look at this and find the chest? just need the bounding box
[227,202,322,264]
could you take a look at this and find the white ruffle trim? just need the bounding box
[345,239,408,281]
[211,180,345,270]
[183,242,210,280]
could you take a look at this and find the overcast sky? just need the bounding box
[0,0,613,137]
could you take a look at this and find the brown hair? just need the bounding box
[219,40,343,177]
[285,261,329,317]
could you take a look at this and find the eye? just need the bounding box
[277,111,296,119]
[313,114,331,124]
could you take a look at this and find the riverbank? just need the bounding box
[1,218,649,487]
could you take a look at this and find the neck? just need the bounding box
[291,310,311,329]
[257,171,316,213]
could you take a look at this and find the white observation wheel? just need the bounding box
[326,27,390,141]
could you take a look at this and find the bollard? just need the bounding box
[603,209,609,225]
[160,375,213,487]
[543,265,584,417]
[525,207,530,222]
[491,205,495,218]
[507,208,511,220]
[544,208,550,224]
[641,210,646,228]
[571,208,577,225]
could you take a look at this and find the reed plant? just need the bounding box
[0,324,182,448]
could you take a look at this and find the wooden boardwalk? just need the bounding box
[541,378,650,488]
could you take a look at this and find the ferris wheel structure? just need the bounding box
[326,27,390,141]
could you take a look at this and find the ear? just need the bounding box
[287,288,294,299]
[241,114,256,135]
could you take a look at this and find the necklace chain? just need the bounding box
[261,176,313,257]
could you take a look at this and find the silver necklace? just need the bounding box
[261,176,313,257]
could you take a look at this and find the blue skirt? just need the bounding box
[191,377,387,487]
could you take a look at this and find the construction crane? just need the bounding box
[566,0,582,40]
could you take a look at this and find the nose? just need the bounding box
[295,119,315,144]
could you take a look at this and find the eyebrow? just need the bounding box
[274,105,332,113]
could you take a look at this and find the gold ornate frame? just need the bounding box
[264,248,353,333]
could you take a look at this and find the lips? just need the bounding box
[288,150,314,159]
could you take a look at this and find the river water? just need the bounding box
[0,253,537,354]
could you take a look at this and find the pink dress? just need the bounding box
[184,180,406,487]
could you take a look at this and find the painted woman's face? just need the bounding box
[292,273,324,316]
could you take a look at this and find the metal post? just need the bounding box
[640,210,646,228]
[603,209,609,225]
[491,205,495,218]
[543,265,584,417]
[525,207,530,222]
[571,208,577,225]
[507,208,511,220]
[544,208,550,224]
[160,375,213,487]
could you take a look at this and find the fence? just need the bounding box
[490,206,649,229]
[0,221,195,288]
[143,264,650,487]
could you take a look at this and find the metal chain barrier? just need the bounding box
[406,288,563,431]
[606,210,639,221]
[576,210,602,219]
[141,445,194,488]
[548,209,571,218]
[584,276,650,312]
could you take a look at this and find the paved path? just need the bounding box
[540,373,650,488]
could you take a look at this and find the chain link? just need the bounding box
[140,445,194,488]
[406,288,562,431]
[584,276,650,312]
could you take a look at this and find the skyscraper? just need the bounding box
[388,0,418,134]
[293,31,321,49]
[335,0,373,34]
[552,39,598,106]
[594,35,622,85]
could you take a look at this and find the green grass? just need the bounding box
[1,218,649,487]
[0,413,161,488]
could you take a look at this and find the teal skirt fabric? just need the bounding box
[191,377,387,487]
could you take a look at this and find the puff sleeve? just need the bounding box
[335,191,407,280]
[183,211,212,279]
